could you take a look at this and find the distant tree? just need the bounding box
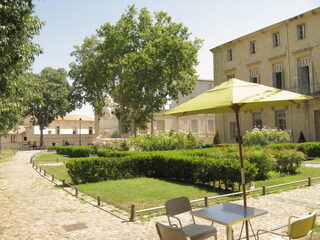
[0,0,43,134]
[26,68,76,147]
[70,5,202,136]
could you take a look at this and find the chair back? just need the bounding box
[155,222,187,240]
[165,197,191,216]
[289,212,317,239]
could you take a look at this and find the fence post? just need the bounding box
[61,178,65,186]
[52,174,55,182]
[97,196,101,206]
[308,177,311,186]
[75,187,78,197]
[204,196,208,207]
[130,204,136,222]
[32,162,35,167]
[44,169,46,176]
[39,167,41,173]
[262,185,266,195]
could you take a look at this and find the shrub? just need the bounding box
[246,150,274,180]
[213,132,221,145]
[130,132,202,151]
[54,146,94,158]
[298,142,320,157]
[273,150,305,174]
[66,151,258,187]
[243,127,291,146]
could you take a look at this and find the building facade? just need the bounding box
[1,115,95,150]
[211,7,320,143]
[140,79,216,143]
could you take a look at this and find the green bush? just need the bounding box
[243,127,291,146]
[53,146,94,158]
[213,132,221,145]
[130,132,202,151]
[66,152,258,187]
[96,149,133,158]
[246,150,274,180]
[273,150,305,174]
[298,142,320,157]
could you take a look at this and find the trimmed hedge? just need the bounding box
[51,146,94,158]
[270,142,320,157]
[273,150,305,174]
[66,152,258,187]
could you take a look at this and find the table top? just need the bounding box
[191,203,268,226]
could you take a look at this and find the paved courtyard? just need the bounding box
[0,151,319,240]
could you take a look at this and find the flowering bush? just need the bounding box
[130,131,202,151]
[243,127,291,146]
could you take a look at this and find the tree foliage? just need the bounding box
[70,5,202,135]
[26,67,76,146]
[0,0,43,134]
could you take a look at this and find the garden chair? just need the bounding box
[257,212,317,240]
[165,196,217,240]
[156,222,189,240]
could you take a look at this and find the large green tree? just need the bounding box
[0,0,43,134]
[70,6,202,136]
[26,67,76,147]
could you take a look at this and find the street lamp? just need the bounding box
[79,118,82,145]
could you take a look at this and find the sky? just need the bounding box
[32,0,320,116]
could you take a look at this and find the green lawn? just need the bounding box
[306,158,320,163]
[39,163,320,211]
[34,153,72,163]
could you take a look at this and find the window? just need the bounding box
[297,24,306,40]
[89,127,93,134]
[227,49,233,61]
[275,110,286,130]
[273,64,284,89]
[11,135,17,143]
[23,136,27,141]
[252,112,262,129]
[191,120,198,133]
[273,32,280,47]
[250,41,256,54]
[249,69,259,83]
[230,122,237,139]
[315,110,320,141]
[48,130,52,135]
[226,73,235,80]
[73,127,77,135]
[156,120,165,132]
[207,120,214,133]
[297,57,311,95]
[55,126,60,134]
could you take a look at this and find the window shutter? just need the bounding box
[272,71,276,87]
[297,66,302,93]
[281,70,284,89]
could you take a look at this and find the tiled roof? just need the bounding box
[56,115,94,122]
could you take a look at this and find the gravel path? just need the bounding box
[0,151,319,240]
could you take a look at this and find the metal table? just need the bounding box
[191,203,268,240]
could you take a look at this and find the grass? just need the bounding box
[38,161,320,211]
[40,165,72,183]
[306,158,320,163]
[0,150,15,162]
[33,153,72,163]
[77,177,222,210]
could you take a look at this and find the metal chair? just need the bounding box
[156,222,189,240]
[165,196,217,240]
[257,212,317,240]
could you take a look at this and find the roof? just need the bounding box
[8,126,26,134]
[55,115,94,122]
[210,7,320,52]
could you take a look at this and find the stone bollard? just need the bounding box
[204,196,208,207]
[75,187,78,197]
[308,177,311,186]
[52,175,55,181]
[97,196,101,206]
[262,185,266,195]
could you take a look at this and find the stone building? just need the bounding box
[1,115,95,150]
[211,7,320,143]
[139,79,215,143]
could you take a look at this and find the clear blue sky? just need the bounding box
[32,0,320,116]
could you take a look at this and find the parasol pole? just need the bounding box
[234,105,250,240]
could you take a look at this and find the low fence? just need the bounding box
[29,153,320,222]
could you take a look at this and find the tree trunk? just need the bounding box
[130,118,137,137]
[150,114,154,134]
[40,126,44,147]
